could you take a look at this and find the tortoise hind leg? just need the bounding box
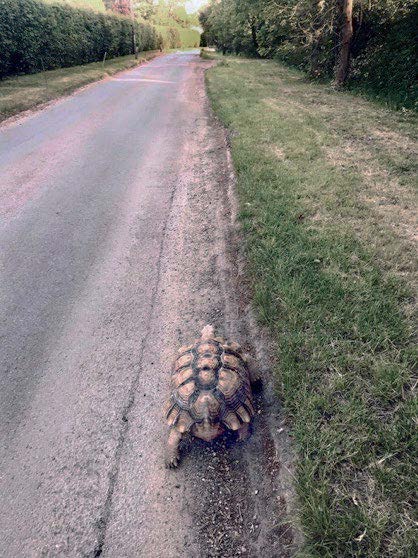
[237,422,251,442]
[244,353,262,387]
[165,428,183,469]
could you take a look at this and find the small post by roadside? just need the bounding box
[39,57,48,91]
[102,51,107,69]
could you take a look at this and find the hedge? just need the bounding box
[0,0,159,78]
[42,0,106,11]
[349,4,418,109]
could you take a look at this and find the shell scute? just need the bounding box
[196,342,220,355]
[244,397,255,415]
[218,368,241,398]
[191,392,221,420]
[222,353,242,370]
[176,411,194,433]
[196,355,220,370]
[222,412,241,431]
[166,405,180,427]
[171,367,194,388]
[178,344,194,354]
[197,368,216,387]
[175,352,193,371]
[236,405,251,423]
[226,341,242,353]
[178,381,196,400]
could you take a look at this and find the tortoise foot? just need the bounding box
[165,452,180,469]
[165,428,183,469]
[237,423,251,442]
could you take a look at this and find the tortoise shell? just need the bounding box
[165,337,255,433]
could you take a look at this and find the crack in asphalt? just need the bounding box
[92,182,177,557]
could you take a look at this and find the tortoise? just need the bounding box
[164,325,260,468]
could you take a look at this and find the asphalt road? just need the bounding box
[0,52,300,557]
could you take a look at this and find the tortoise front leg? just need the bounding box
[165,428,183,469]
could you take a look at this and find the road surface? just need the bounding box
[0,52,300,557]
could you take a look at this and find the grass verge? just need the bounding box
[0,50,160,122]
[205,54,417,557]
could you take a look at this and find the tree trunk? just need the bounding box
[334,0,354,86]
[250,19,259,54]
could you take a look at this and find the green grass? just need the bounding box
[0,51,160,122]
[204,54,417,557]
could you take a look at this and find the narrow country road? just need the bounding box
[0,52,300,557]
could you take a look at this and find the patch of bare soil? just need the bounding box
[270,145,286,161]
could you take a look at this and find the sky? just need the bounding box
[185,0,208,14]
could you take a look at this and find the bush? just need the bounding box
[200,32,207,48]
[350,5,418,109]
[0,0,159,78]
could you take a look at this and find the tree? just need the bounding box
[134,0,155,20]
[111,0,132,15]
[334,0,353,86]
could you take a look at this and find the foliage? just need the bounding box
[127,1,201,49]
[177,26,200,48]
[151,0,197,28]
[200,0,417,109]
[154,24,181,48]
[139,1,201,49]
[200,0,258,56]
[349,3,418,109]
[155,24,200,49]
[110,0,131,15]
[0,0,159,78]
[133,0,155,20]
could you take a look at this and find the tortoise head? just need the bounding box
[192,418,224,442]
[200,324,215,340]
